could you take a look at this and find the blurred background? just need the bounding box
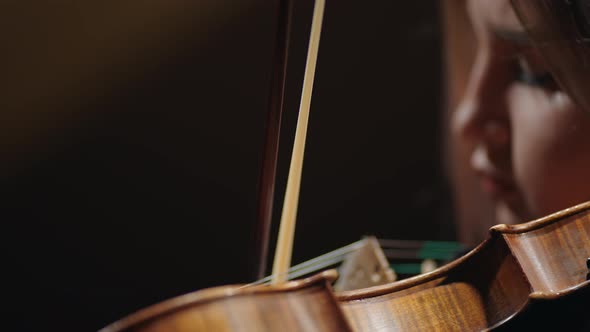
[1,1,458,330]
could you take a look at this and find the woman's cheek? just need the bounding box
[535,93,590,214]
[510,102,553,216]
[510,87,590,216]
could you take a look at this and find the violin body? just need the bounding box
[101,270,352,332]
[102,202,590,331]
[337,202,590,331]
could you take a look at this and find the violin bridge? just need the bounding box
[334,236,396,291]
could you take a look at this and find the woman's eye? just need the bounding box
[516,67,556,87]
[514,56,558,89]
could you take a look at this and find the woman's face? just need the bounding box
[454,0,590,225]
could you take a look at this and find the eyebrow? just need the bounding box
[493,27,532,45]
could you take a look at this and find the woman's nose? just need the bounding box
[454,102,510,148]
[452,54,510,148]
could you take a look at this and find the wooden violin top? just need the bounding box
[102,201,590,331]
[337,201,590,331]
[101,270,351,332]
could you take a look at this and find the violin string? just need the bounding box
[242,239,462,289]
[243,240,364,288]
[378,239,463,250]
[281,256,345,279]
[244,256,345,288]
[271,0,326,285]
[378,239,426,249]
[249,241,363,286]
[280,240,363,274]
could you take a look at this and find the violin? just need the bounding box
[102,0,590,330]
[102,202,590,331]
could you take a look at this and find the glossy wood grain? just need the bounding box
[103,202,590,331]
[101,270,352,332]
[336,201,590,331]
[338,236,530,331]
[495,202,590,297]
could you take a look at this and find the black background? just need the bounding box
[1,1,450,330]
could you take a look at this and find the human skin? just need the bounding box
[453,0,590,227]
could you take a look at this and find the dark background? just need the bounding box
[1,1,449,330]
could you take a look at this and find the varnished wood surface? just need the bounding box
[500,205,590,297]
[101,270,352,332]
[336,201,590,331]
[338,236,530,331]
[103,202,590,331]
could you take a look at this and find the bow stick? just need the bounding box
[271,0,326,285]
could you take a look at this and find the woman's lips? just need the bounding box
[469,145,529,221]
[470,147,518,200]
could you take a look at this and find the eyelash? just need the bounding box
[513,59,557,88]
[516,69,556,87]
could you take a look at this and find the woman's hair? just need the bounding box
[511,0,590,112]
